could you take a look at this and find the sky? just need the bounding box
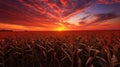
[0,0,120,31]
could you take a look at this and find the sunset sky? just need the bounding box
[0,0,120,31]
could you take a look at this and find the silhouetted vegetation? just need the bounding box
[0,31,120,67]
[0,29,13,32]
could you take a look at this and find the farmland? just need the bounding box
[0,30,120,67]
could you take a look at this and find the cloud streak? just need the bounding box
[87,12,120,25]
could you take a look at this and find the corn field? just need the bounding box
[0,30,120,67]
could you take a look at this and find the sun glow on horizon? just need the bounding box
[56,26,66,31]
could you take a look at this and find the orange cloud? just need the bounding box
[0,23,49,31]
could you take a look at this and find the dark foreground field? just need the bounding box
[0,30,120,67]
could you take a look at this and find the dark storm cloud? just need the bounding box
[87,12,120,25]
[0,0,120,27]
[81,15,90,20]
[79,21,86,25]
[78,12,120,26]
[98,0,120,4]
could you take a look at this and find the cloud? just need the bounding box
[77,12,120,27]
[98,0,120,4]
[90,12,120,24]
[0,0,120,30]
[79,21,86,25]
[0,0,95,27]
[80,15,90,20]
